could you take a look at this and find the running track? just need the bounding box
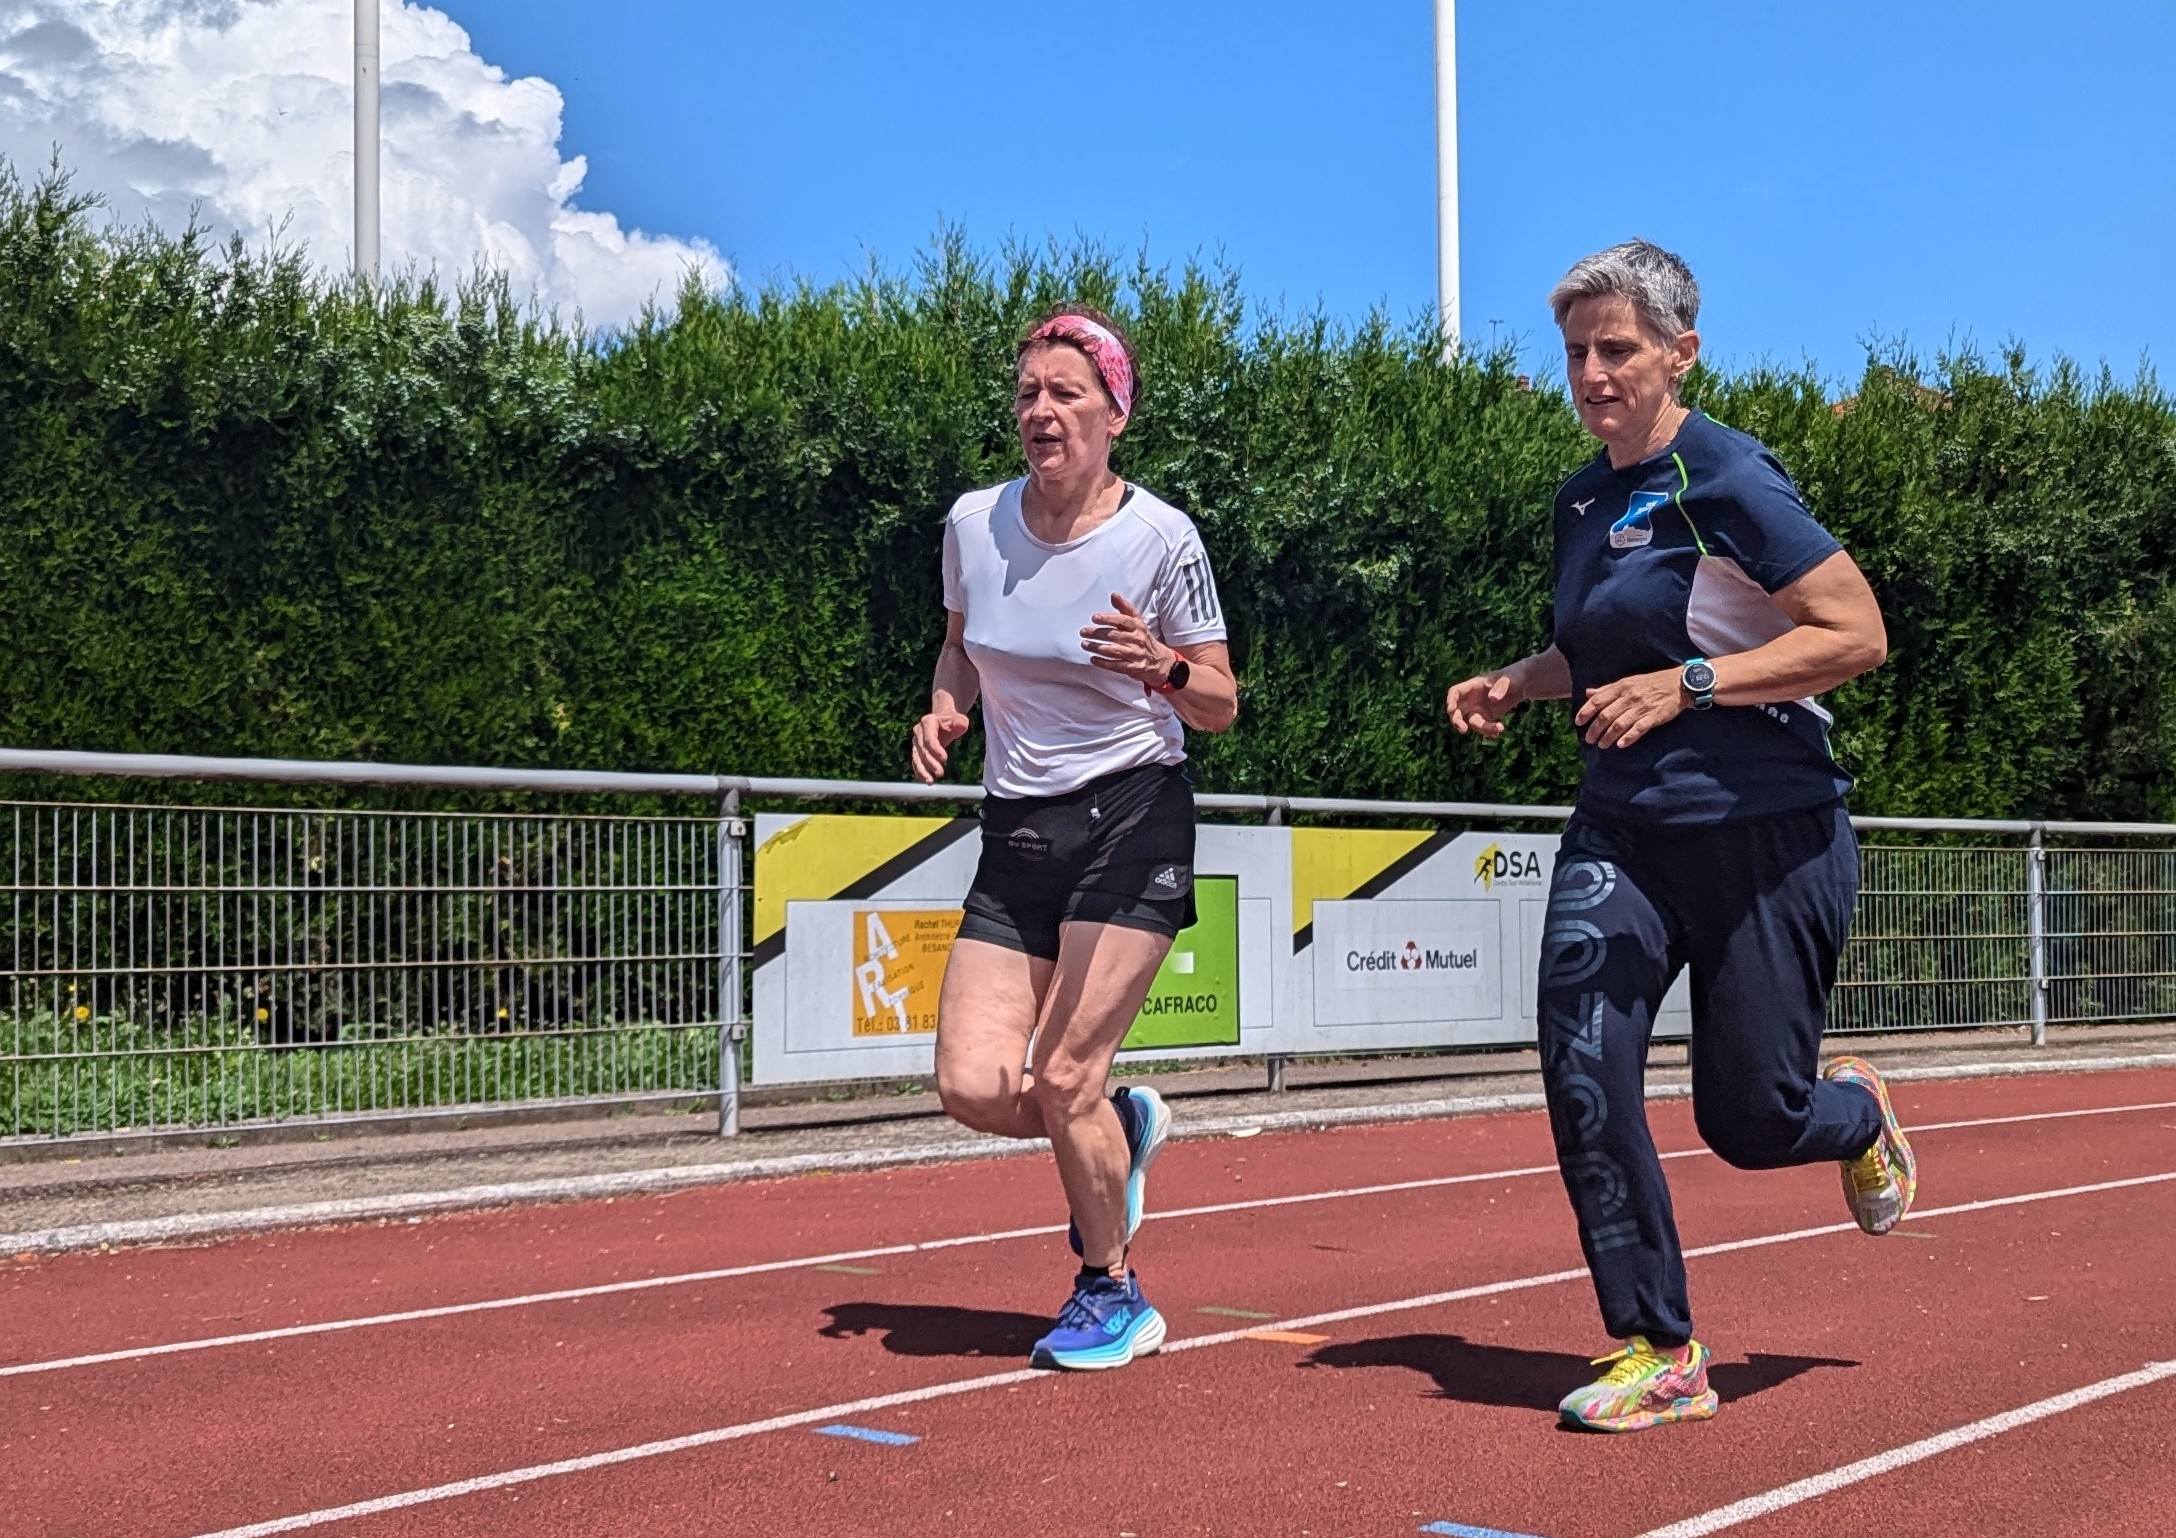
[6,1067,2176,1538]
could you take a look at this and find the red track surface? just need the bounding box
[6,1068,2176,1538]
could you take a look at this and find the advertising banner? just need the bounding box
[1126,875,1240,1050]
[751,814,1284,1085]
[752,812,1683,1087]
[849,908,959,1037]
[1284,828,1689,1049]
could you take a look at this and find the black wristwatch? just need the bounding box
[1681,657,1717,711]
[1154,656,1191,694]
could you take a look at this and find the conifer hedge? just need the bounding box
[3,167,2173,820]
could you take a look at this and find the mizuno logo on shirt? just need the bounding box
[1572,498,1595,517]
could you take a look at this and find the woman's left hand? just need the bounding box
[1081,592,1174,687]
[1575,667,1687,749]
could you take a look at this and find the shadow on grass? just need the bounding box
[1301,1334,1858,1413]
[819,1301,1050,1361]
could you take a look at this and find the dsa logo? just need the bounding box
[1473,843,1545,891]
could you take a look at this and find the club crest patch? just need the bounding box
[1610,491,1669,550]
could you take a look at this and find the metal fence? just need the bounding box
[3,800,737,1141]
[1834,834,2176,1034]
[1,748,2172,1144]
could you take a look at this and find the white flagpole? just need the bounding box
[355,0,380,280]
[1434,0,1460,355]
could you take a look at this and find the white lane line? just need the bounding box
[171,1165,2176,1538]
[178,1365,1053,1538]
[11,1095,2172,1381]
[0,1163,1574,1380]
[1910,1096,2176,1132]
[15,1050,2174,1259]
[1633,1359,2176,1538]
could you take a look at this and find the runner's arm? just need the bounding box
[1446,646,1572,738]
[1707,550,1887,705]
[1163,640,1238,734]
[1575,553,1885,749]
[911,610,977,784]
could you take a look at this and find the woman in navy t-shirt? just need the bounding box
[1443,240,1917,1434]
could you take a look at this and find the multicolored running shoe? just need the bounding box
[1030,1271,1167,1371]
[1067,1083,1173,1257]
[1826,1055,1918,1235]
[1558,1336,1718,1433]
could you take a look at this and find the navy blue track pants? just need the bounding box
[1537,801,1882,1347]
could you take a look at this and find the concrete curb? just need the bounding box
[8,1052,2174,1256]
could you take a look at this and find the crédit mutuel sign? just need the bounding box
[1343,938,1483,976]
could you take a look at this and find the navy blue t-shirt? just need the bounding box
[1551,411,1853,825]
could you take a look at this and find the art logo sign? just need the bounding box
[851,909,962,1037]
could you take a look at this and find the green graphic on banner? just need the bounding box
[1123,876,1240,1050]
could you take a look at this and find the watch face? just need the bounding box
[1683,662,1717,693]
[1166,658,1191,691]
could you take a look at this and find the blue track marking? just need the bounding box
[814,1424,920,1447]
[1420,1524,1551,1538]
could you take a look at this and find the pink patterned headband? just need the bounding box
[1026,314,1135,419]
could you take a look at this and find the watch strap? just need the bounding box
[1681,656,1716,711]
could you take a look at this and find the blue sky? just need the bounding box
[442,0,2174,383]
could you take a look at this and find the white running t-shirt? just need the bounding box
[942,479,1228,799]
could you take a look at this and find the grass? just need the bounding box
[1,1010,721,1139]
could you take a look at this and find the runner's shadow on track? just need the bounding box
[1302,1335,1858,1413]
[819,1302,1050,1360]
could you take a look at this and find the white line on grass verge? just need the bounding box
[0,1089,1572,1256]
[171,1166,2176,1538]
[1632,1359,2176,1537]
[10,1053,2174,1257]
[10,1095,2174,1380]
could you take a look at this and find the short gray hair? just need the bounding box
[1548,240,1700,340]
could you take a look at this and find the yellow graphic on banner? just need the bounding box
[1290,827,1437,936]
[756,816,960,949]
[851,909,963,1037]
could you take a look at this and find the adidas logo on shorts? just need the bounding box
[1151,866,1181,891]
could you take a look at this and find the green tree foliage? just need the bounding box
[2,166,2172,819]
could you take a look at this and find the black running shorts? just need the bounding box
[957,762,1196,961]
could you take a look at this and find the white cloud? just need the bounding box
[0,0,725,327]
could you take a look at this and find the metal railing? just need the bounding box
[1,748,2172,1144]
[3,799,736,1142]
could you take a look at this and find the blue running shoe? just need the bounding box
[1030,1271,1167,1371]
[1068,1083,1173,1257]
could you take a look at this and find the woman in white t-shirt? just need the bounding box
[910,308,1239,1372]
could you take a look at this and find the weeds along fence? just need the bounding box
[4,799,730,1140]
[2,750,2173,1144]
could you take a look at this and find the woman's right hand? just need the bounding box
[1445,670,1523,738]
[911,708,971,784]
